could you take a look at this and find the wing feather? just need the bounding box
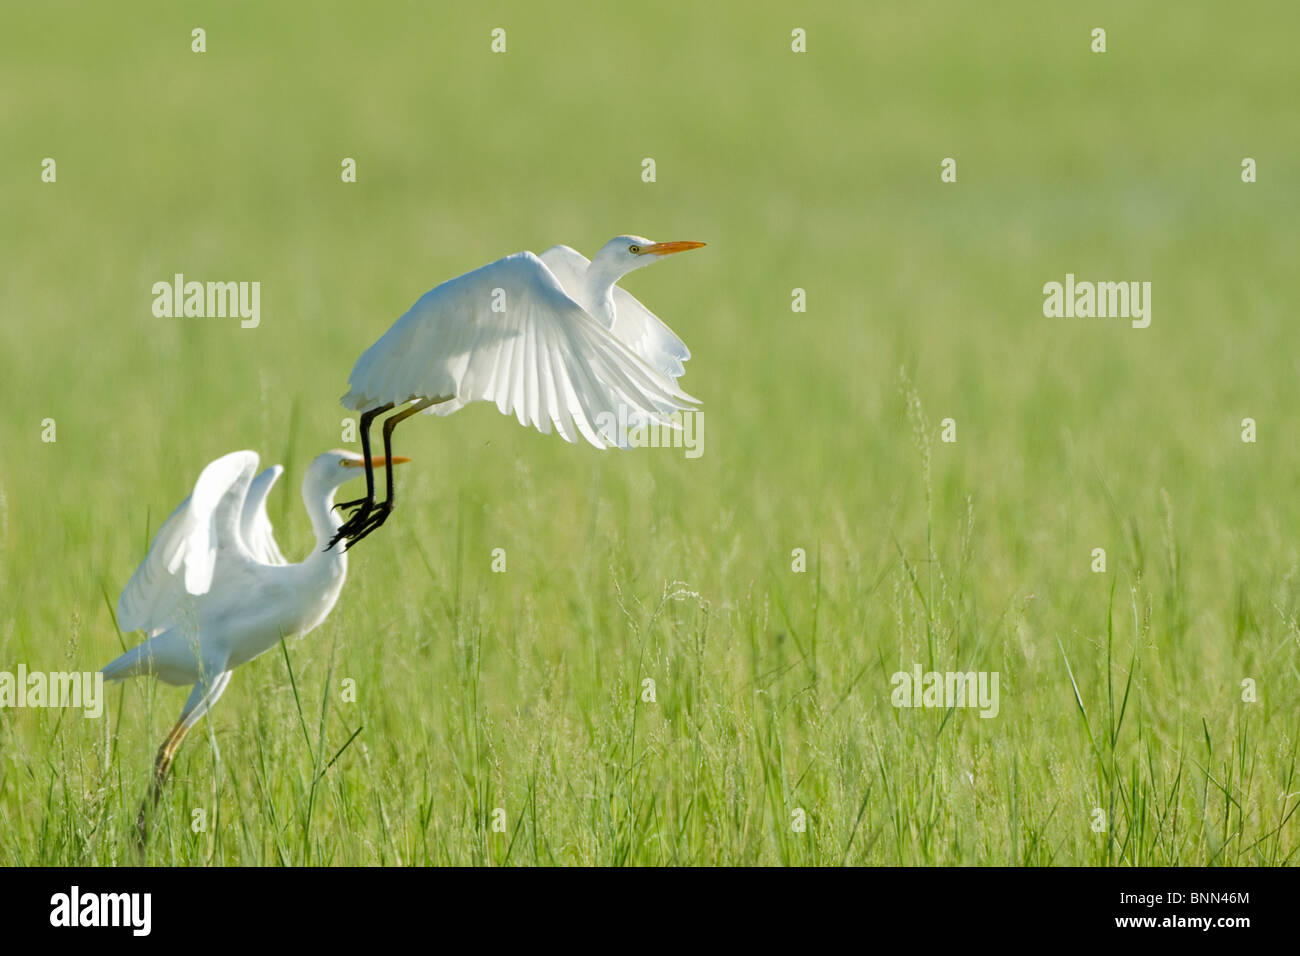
[119,455,263,634]
[523,315,542,431]
[240,465,288,566]
[116,451,261,636]
[542,320,577,443]
[506,308,529,427]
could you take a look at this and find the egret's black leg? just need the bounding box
[328,403,393,550]
[344,395,448,547]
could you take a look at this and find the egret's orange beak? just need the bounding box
[642,240,706,256]
[343,455,411,468]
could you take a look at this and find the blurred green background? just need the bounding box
[1,1,1298,864]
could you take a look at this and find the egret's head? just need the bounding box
[307,448,411,492]
[594,235,706,278]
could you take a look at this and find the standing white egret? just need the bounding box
[102,447,408,839]
[332,235,706,547]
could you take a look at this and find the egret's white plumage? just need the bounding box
[332,235,705,547]
[104,448,407,830]
[342,238,702,446]
[240,463,289,567]
[537,244,692,383]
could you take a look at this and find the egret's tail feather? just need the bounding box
[101,644,152,682]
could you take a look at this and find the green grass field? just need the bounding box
[2,1,1299,865]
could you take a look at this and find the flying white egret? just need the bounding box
[332,235,706,547]
[102,447,408,838]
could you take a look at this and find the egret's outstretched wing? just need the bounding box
[116,451,261,636]
[240,465,288,566]
[539,244,692,382]
[342,252,697,448]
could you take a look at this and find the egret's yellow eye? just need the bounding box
[629,244,641,254]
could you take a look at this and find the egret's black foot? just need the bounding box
[328,501,373,551]
[333,495,368,514]
[342,500,393,550]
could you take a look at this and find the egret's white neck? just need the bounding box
[302,476,348,561]
[282,471,350,636]
[579,256,627,328]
